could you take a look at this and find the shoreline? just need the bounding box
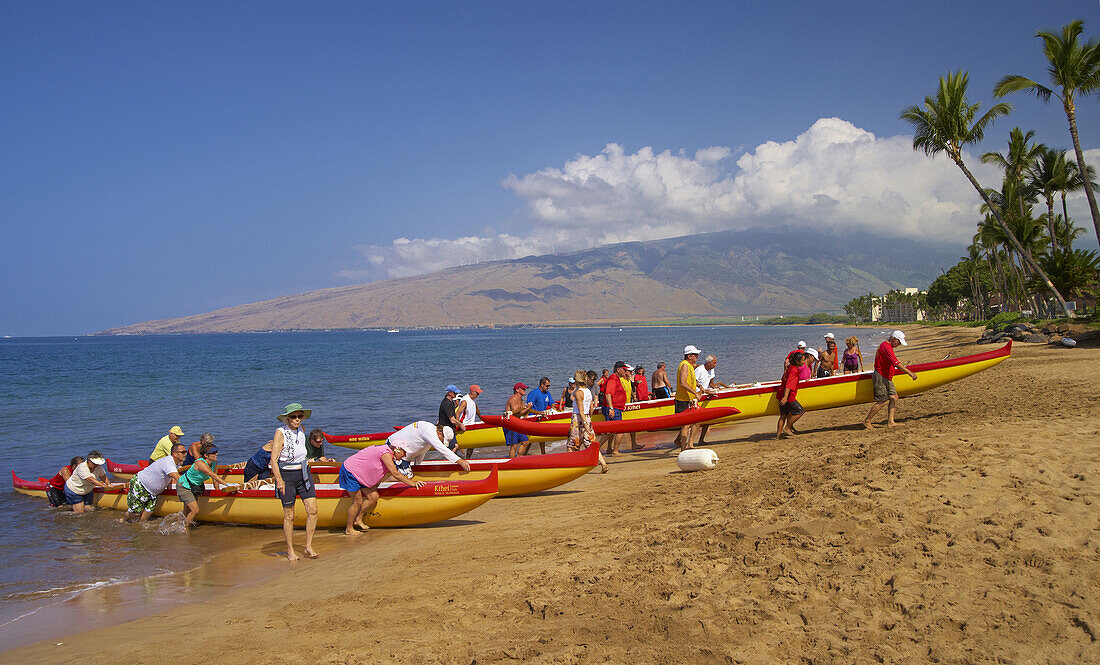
[6,325,1098,663]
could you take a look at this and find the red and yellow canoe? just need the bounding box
[106,443,601,497]
[325,342,1012,449]
[481,406,739,437]
[12,468,498,528]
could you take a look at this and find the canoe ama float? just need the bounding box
[12,468,498,528]
[481,405,739,437]
[106,443,601,498]
[324,342,1012,449]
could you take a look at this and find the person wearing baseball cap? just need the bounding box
[818,333,839,377]
[503,382,534,458]
[673,346,702,451]
[438,384,465,441]
[602,362,634,455]
[559,376,577,411]
[63,449,123,514]
[455,385,483,459]
[149,425,186,462]
[863,331,918,429]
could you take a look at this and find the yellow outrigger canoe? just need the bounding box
[13,469,499,528]
[106,443,601,498]
[326,341,1012,449]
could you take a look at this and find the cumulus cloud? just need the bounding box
[342,118,1099,280]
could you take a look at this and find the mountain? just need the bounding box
[97,228,961,334]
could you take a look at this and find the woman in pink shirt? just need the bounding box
[338,443,423,535]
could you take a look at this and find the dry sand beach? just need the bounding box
[5,326,1098,665]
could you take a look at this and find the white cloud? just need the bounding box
[342,118,1100,280]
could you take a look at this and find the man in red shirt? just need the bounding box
[602,361,632,455]
[776,352,806,439]
[862,330,918,429]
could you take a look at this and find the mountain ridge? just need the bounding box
[97,228,961,334]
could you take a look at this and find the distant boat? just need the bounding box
[387,329,399,333]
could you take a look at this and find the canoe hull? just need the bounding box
[319,342,1014,448]
[12,470,498,528]
[482,405,739,437]
[107,444,600,498]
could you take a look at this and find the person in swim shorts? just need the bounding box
[338,443,424,535]
[504,382,533,458]
[125,443,187,522]
[63,451,121,514]
[271,403,320,561]
[651,362,672,399]
[777,352,806,438]
[46,456,83,508]
[862,331,918,429]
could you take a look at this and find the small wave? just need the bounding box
[0,568,178,629]
[0,578,122,628]
[155,512,189,535]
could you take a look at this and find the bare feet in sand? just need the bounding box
[862,421,876,429]
[354,521,370,531]
[303,548,320,559]
[286,551,299,562]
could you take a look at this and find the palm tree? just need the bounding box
[1032,248,1100,310]
[901,71,1076,317]
[1051,214,1087,250]
[1062,160,1098,230]
[1028,146,1073,251]
[994,20,1100,246]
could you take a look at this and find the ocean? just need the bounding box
[0,325,887,642]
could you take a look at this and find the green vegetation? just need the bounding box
[901,20,1100,321]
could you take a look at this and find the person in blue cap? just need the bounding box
[438,384,465,450]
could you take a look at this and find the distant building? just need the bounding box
[870,287,927,323]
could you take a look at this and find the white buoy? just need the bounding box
[677,448,719,472]
[1062,337,1077,347]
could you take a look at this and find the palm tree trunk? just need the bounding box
[1046,195,1058,254]
[952,153,1076,318]
[1064,96,1100,247]
[1061,192,1069,234]
[986,249,1005,311]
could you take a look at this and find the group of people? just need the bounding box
[776,330,918,438]
[43,330,920,561]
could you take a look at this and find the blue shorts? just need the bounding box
[242,459,272,483]
[601,407,623,421]
[504,430,528,447]
[64,486,93,506]
[337,465,365,493]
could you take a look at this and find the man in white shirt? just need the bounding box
[126,443,187,522]
[388,422,472,473]
[694,355,729,445]
[454,384,483,460]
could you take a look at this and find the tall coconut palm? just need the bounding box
[981,128,1045,207]
[1028,146,1073,251]
[1051,214,1087,250]
[1061,160,1098,229]
[994,19,1100,246]
[901,71,1076,317]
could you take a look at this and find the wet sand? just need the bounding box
[4,326,1098,664]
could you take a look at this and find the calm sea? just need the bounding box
[0,325,886,636]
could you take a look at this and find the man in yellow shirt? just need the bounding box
[149,426,185,461]
[674,345,701,451]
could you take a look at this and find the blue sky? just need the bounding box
[2,1,1098,335]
